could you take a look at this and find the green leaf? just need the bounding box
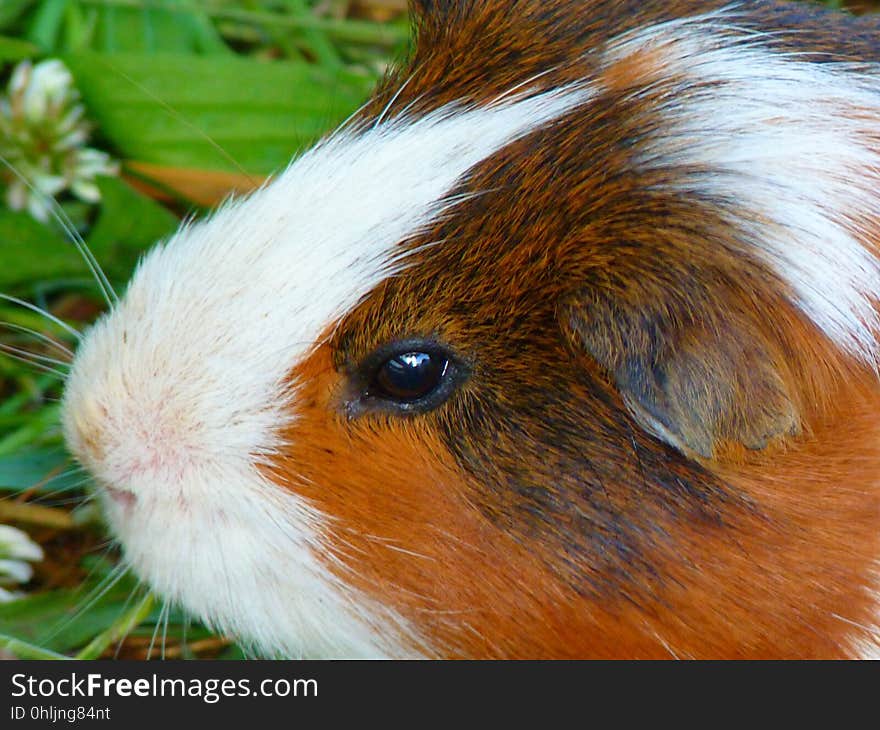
[0,586,115,653]
[26,0,68,51]
[199,5,409,50]
[0,566,220,657]
[217,643,248,660]
[0,0,37,31]
[0,208,85,289]
[0,403,61,455]
[0,569,144,653]
[91,1,229,55]
[0,35,39,60]
[63,51,377,174]
[0,447,81,494]
[59,0,97,52]
[85,175,180,281]
[271,0,343,70]
[0,374,59,419]
[178,2,230,56]
[18,0,229,55]
[0,177,177,290]
[74,591,154,659]
[0,633,70,659]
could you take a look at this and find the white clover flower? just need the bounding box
[0,524,44,602]
[0,58,119,222]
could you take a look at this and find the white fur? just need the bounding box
[606,12,880,364]
[61,85,593,658]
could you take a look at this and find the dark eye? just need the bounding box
[350,338,466,416]
[371,351,450,402]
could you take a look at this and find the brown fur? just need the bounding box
[271,343,880,657]
[264,0,880,657]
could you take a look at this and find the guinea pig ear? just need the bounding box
[562,289,801,459]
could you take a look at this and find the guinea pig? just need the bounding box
[60,0,880,659]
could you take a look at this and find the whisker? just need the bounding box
[0,322,75,359]
[0,294,81,340]
[112,581,145,660]
[368,57,429,131]
[91,58,257,187]
[0,343,71,369]
[147,601,169,661]
[181,616,190,660]
[161,600,170,661]
[374,70,416,129]
[75,544,119,586]
[392,90,429,126]
[488,65,561,107]
[88,537,116,555]
[0,468,88,504]
[0,346,69,379]
[0,471,93,508]
[652,630,682,660]
[30,490,94,508]
[40,562,128,645]
[42,474,95,496]
[831,612,880,636]
[332,91,382,138]
[0,154,117,307]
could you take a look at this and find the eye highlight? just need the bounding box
[372,351,450,403]
[350,338,466,416]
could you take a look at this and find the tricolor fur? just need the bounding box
[63,0,880,658]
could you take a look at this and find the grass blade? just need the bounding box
[75,591,155,659]
[0,633,71,660]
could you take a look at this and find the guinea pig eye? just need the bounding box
[354,339,465,415]
[372,351,448,402]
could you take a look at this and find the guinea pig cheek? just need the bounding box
[268,343,589,658]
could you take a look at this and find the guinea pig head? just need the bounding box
[61,0,880,658]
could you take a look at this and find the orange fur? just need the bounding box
[267,336,880,658]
